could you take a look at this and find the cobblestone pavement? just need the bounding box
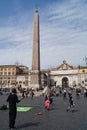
[0,90,87,130]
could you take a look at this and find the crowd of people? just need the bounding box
[43,85,87,112]
[1,85,87,130]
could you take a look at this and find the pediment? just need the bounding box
[57,60,73,70]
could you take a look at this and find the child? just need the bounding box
[45,96,50,110]
[30,89,34,99]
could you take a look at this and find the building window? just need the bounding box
[25,76,28,79]
[1,72,3,75]
[85,79,87,82]
[4,72,7,75]
[12,72,15,75]
[82,70,85,73]
[23,82,25,84]
[19,81,22,83]
[0,77,2,80]
[1,68,3,71]
[82,81,84,84]
[5,68,7,71]
[12,77,15,79]
[8,72,10,75]
[8,68,11,71]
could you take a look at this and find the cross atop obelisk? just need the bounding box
[30,9,41,89]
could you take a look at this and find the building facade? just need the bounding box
[16,65,29,88]
[78,66,87,87]
[48,60,87,88]
[0,65,29,88]
[0,65,17,88]
[0,62,87,89]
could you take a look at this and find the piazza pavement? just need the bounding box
[0,89,87,130]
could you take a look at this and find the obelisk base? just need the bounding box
[30,70,41,89]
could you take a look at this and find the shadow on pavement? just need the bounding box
[66,109,79,113]
[17,122,40,129]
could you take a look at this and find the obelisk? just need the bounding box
[30,9,41,89]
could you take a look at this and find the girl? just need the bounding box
[45,96,50,110]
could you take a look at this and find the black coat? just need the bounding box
[7,93,20,112]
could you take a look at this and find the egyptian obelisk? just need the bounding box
[30,9,41,89]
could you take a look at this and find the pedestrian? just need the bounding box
[59,88,62,96]
[67,95,75,112]
[7,88,24,129]
[63,88,67,98]
[25,88,29,97]
[84,89,87,97]
[76,88,81,97]
[68,89,72,98]
[45,96,50,110]
[30,89,34,99]
[21,88,26,98]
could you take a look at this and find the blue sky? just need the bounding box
[0,0,87,69]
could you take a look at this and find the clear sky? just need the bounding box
[0,0,87,69]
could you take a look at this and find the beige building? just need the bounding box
[16,65,29,88]
[48,60,87,88]
[0,65,17,88]
[78,66,87,87]
[0,62,87,89]
[0,65,29,88]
